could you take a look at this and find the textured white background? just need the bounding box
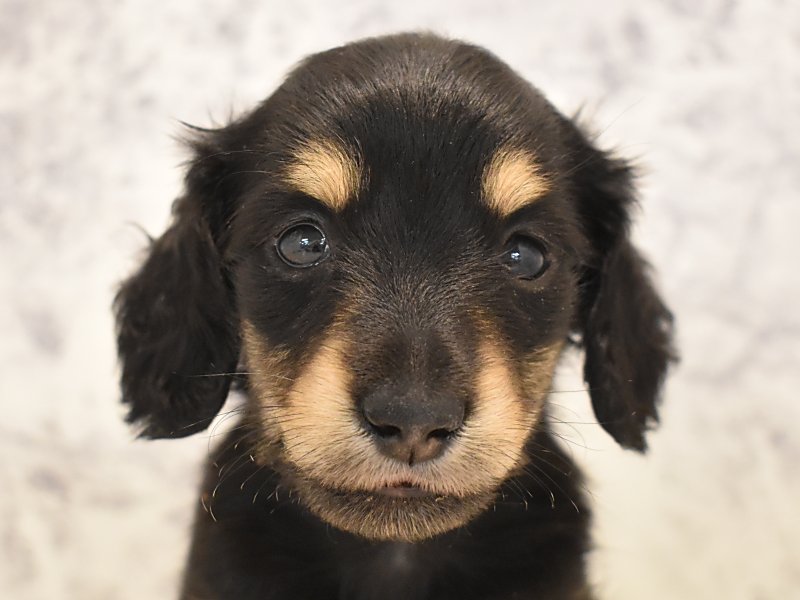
[2,0,799,598]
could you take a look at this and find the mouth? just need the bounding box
[287,472,494,542]
[375,481,437,499]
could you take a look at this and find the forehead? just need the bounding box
[257,35,565,219]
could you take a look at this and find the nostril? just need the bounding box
[362,406,403,438]
[371,422,402,439]
[427,427,455,441]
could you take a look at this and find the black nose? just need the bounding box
[361,384,465,465]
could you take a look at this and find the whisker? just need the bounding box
[186,372,255,378]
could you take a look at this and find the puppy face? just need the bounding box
[232,128,581,539]
[115,34,674,543]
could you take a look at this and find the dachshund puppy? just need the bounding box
[115,33,674,600]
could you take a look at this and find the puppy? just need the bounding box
[115,33,674,600]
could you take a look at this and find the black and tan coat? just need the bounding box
[115,33,674,600]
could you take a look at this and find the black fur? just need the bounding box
[115,33,674,599]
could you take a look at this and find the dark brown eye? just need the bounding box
[276,223,330,267]
[503,236,548,279]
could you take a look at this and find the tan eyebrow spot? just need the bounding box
[481,148,550,216]
[284,140,361,210]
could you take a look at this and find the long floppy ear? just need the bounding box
[114,132,241,439]
[564,119,676,451]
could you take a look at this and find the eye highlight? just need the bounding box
[276,223,330,268]
[502,235,548,280]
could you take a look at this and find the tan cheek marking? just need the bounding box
[284,140,361,210]
[242,320,361,471]
[280,333,357,469]
[459,337,535,482]
[520,341,566,406]
[482,148,550,216]
[241,320,292,454]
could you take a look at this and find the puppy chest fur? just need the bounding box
[115,33,674,600]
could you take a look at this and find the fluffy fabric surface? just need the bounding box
[2,1,798,598]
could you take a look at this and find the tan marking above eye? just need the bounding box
[284,139,361,210]
[481,147,550,216]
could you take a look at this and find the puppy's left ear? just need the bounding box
[563,119,676,451]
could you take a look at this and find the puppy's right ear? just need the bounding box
[115,133,240,438]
